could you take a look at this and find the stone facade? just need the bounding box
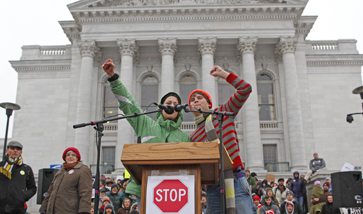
[7,0,363,211]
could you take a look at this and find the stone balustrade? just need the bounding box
[306,39,359,54]
[20,45,71,60]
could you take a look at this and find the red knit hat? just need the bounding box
[188,89,213,109]
[62,147,81,161]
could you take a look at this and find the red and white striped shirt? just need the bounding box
[190,73,252,170]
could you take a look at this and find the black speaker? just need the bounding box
[332,171,363,208]
[36,168,59,204]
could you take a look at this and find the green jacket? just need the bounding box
[110,78,190,197]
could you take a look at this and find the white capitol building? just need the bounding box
[4,0,363,211]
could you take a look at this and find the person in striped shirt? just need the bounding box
[188,65,254,214]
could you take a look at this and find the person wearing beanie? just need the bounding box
[259,195,281,214]
[324,177,332,192]
[106,183,124,211]
[321,193,340,214]
[103,59,191,212]
[309,180,327,214]
[116,197,133,214]
[0,141,37,214]
[188,65,253,214]
[104,204,116,214]
[305,153,327,182]
[272,178,290,206]
[39,147,92,214]
[286,202,294,214]
[99,197,113,214]
[100,178,109,193]
[280,191,303,214]
[290,171,306,212]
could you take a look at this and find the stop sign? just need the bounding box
[153,179,188,212]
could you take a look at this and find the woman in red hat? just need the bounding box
[39,147,93,214]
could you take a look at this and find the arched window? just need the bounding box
[257,73,276,121]
[103,82,118,123]
[179,74,197,122]
[141,75,159,121]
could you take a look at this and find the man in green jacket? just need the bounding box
[103,59,190,212]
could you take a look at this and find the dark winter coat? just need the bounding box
[106,184,122,211]
[39,161,93,214]
[290,172,305,198]
[321,202,340,214]
[0,161,36,214]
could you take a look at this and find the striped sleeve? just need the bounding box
[219,73,252,115]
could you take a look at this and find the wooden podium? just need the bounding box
[121,141,232,214]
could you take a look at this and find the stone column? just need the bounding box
[158,38,177,96]
[75,40,99,164]
[114,39,138,173]
[198,38,217,105]
[276,36,306,170]
[237,37,265,171]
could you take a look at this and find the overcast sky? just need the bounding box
[0,0,362,138]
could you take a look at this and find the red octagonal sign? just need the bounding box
[154,179,188,212]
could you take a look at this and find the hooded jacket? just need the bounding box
[280,199,303,214]
[321,200,340,214]
[290,171,305,198]
[39,161,92,214]
[259,199,281,214]
[109,78,190,197]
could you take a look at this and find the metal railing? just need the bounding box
[90,164,115,174]
[264,162,290,172]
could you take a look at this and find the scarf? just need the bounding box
[0,154,23,179]
[63,162,78,170]
[195,113,236,214]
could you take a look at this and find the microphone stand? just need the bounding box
[73,108,163,213]
[184,107,235,214]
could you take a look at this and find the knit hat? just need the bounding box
[278,178,284,182]
[111,183,118,191]
[245,169,250,173]
[287,202,294,207]
[160,92,181,105]
[102,197,111,203]
[266,210,275,214]
[286,190,294,196]
[62,147,81,161]
[323,182,330,187]
[188,89,213,109]
[253,195,260,201]
[104,204,114,212]
[314,181,321,186]
[251,172,257,177]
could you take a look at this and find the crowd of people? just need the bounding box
[245,169,340,214]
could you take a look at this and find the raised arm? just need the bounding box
[210,65,252,115]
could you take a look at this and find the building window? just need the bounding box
[218,75,235,107]
[141,75,159,121]
[179,74,197,122]
[103,83,118,123]
[257,73,276,120]
[102,147,115,174]
[263,144,277,171]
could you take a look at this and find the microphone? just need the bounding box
[153,103,175,115]
[174,104,189,112]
